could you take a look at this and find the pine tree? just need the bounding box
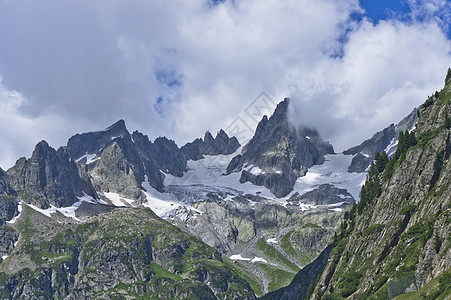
[445,112,451,129]
[446,67,451,84]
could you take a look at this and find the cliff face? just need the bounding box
[270,73,451,300]
[311,76,451,299]
[227,98,334,197]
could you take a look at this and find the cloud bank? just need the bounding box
[0,0,450,168]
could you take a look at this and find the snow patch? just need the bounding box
[229,254,250,261]
[327,201,347,207]
[251,257,267,263]
[385,138,398,157]
[294,154,366,202]
[249,166,264,176]
[299,203,316,211]
[6,202,23,224]
[142,176,184,217]
[26,193,101,220]
[77,153,99,164]
[329,208,343,212]
[104,193,132,207]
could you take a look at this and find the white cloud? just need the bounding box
[0,79,70,169]
[0,0,449,167]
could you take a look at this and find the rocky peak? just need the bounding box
[67,119,131,159]
[105,119,128,136]
[152,137,187,176]
[181,129,241,161]
[0,168,14,196]
[6,140,97,209]
[204,131,215,144]
[227,98,334,197]
[345,108,418,173]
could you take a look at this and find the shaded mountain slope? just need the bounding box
[272,70,451,300]
[227,98,334,197]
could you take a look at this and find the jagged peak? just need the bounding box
[216,129,228,138]
[105,119,126,131]
[204,131,214,143]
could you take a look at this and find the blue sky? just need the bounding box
[361,0,409,20]
[0,0,450,168]
[360,0,451,38]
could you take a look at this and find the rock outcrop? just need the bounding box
[226,99,334,197]
[275,70,451,300]
[345,108,418,172]
[66,119,130,160]
[6,141,97,209]
[181,130,240,161]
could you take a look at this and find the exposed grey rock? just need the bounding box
[181,129,241,161]
[67,119,129,159]
[0,227,19,259]
[308,79,450,299]
[0,168,15,196]
[152,137,187,176]
[132,130,187,181]
[288,184,355,206]
[90,138,147,201]
[345,108,418,173]
[6,141,97,209]
[227,99,334,197]
[0,196,18,226]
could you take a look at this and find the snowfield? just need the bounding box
[24,151,366,220]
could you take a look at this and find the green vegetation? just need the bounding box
[338,271,362,297]
[363,224,384,237]
[280,230,320,266]
[256,237,299,272]
[224,258,264,297]
[392,269,451,300]
[255,263,295,293]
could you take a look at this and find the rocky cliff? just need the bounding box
[273,71,451,300]
[6,141,97,209]
[181,130,241,161]
[226,98,334,197]
[345,108,418,173]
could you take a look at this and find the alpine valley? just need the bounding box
[0,70,449,300]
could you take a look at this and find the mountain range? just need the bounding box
[0,70,449,299]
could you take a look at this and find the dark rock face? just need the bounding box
[67,119,129,159]
[152,137,187,176]
[262,245,332,300]
[344,124,396,172]
[288,184,355,206]
[181,129,241,161]
[6,141,97,209]
[0,227,18,259]
[345,108,418,173]
[227,99,334,197]
[0,169,15,196]
[132,131,188,177]
[0,197,18,226]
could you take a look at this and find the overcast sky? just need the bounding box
[0,0,450,169]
